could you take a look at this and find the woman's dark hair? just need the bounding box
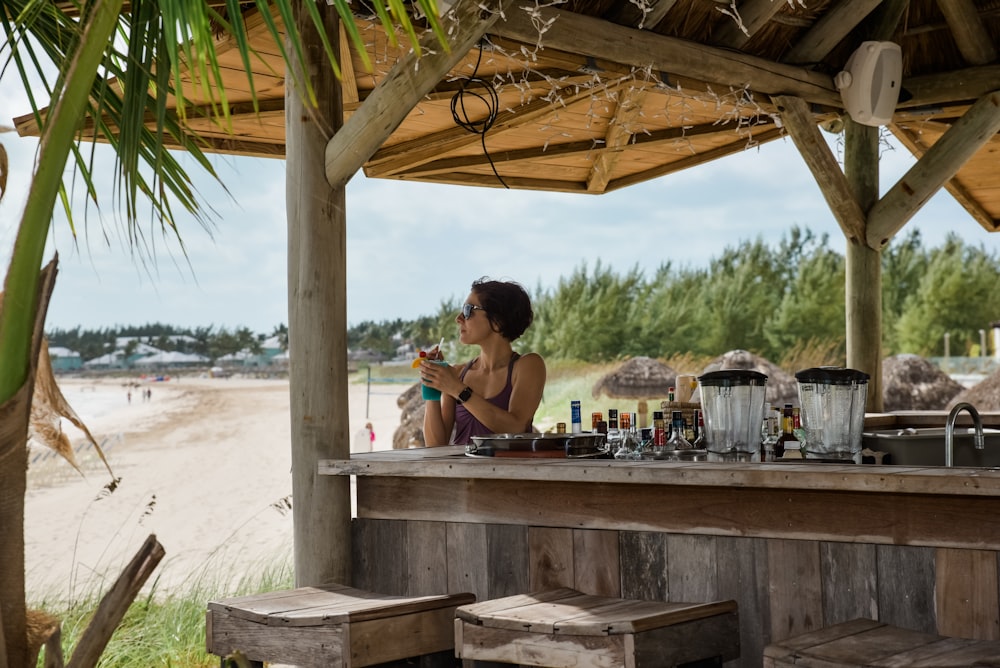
[472,277,534,341]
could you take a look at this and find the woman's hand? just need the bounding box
[419,358,461,399]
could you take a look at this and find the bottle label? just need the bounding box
[571,400,582,434]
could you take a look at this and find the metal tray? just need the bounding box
[467,433,608,458]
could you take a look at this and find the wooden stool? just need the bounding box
[763,617,1000,666]
[207,583,475,668]
[454,588,739,667]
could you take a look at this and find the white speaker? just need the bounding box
[834,41,903,127]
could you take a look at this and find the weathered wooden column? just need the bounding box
[286,3,350,586]
[844,120,883,411]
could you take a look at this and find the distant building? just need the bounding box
[48,346,82,371]
[133,351,210,369]
[83,351,128,370]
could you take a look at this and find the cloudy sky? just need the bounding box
[2,78,998,336]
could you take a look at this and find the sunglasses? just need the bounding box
[460,303,486,319]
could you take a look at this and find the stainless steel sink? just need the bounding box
[862,427,1000,467]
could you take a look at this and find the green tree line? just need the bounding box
[48,227,1000,366]
[425,226,1000,365]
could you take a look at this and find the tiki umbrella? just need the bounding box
[700,349,798,407]
[948,367,1000,411]
[592,357,680,428]
[592,357,678,400]
[883,354,964,411]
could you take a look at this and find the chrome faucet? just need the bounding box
[945,402,985,467]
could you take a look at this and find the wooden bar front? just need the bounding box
[320,447,1000,667]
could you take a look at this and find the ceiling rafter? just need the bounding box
[390,119,777,180]
[586,84,649,192]
[714,0,788,51]
[488,6,842,108]
[899,65,1000,109]
[935,0,998,65]
[891,123,1000,232]
[404,172,588,192]
[338,22,360,104]
[343,71,605,112]
[605,126,785,192]
[772,95,867,244]
[363,82,620,178]
[605,0,679,30]
[324,0,515,187]
[781,0,885,66]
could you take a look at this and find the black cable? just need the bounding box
[450,40,509,189]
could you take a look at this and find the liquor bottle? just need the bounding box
[652,411,667,447]
[666,411,694,450]
[607,409,623,458]
[683,416,695,442]
[615,412,635,459]
[775,404,795,458]
[760,404,779,462]
[692,409,706,450]
[570,400,582,434]
[591,412,603,432]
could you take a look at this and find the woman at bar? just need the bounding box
[420,278,546,446]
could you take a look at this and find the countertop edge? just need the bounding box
[319,448,1000,496]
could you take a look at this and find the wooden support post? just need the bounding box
[286,3,351,587]
[844,120,882,411]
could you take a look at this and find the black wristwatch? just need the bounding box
[456,386,473,404]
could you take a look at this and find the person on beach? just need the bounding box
[420,278,546,446]
[353,422,375,453]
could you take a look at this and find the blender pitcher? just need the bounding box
[697,370,768,454]
[795,367,869,458]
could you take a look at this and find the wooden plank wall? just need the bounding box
[352,519,1000,668]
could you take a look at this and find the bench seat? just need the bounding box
[207,583,475,668]
[454,588,739,668]
[763,618,1000,667]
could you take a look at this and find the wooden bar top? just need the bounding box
[319,445,1000,498]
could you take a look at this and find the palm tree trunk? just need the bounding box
[0,260,57,668]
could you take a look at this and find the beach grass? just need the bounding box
[32,554,293,667]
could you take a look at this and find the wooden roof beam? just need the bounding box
[936,0,998,66]
[890,122,1000,232]
[781,0,884,65]
[714,0,788,51]
[898,64,1000,109]
[324,0,514,188]
[867,90,1000,248]
[772,95,867,244]
[489,6,842,108]
[586,84,648,192]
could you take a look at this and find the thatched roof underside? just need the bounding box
[592,356,678,399]
[701,349,799,407]
[881,353,964,411]
[13,1,1000,231]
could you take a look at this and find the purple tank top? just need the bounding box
[452,353,523,445]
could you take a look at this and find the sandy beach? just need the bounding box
[24,374,407,599]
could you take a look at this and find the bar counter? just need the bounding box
[320,440,1000,667]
